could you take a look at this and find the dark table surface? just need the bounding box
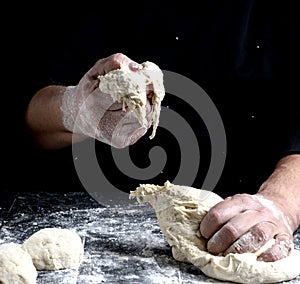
[0,190,299,284]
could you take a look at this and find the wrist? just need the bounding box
[258,155,300,231]
[60,86,78,133]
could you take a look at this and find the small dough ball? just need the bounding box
[22,228,84,271]
[0,242,37,284]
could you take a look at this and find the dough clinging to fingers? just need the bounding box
[130,181,300,284]
[98,61,165,139]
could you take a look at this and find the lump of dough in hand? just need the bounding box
[22,228,84,271]
[98,61,165,139]
[0,242,37,284]
[130,180,300,284]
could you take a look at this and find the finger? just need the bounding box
[89,85,127,112]
[128,127,148,146]
[257,233,293,262]
[206,209,270,255]
[129,61,142,71]
[145,99,154,127]
[98,103,146,148]
[89,53,141,78]
[111,110,147,148]
[224,221,276,255]
[98,108,127,140]
[200,194,258,239]
[107,102,124,111]
[86,88,116,111]
[113,53,140,71]
[146,83,154,98]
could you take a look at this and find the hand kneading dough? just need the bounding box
[22,228,84,271]
[0,243,37,284]
[129,181,300,284]
[98,61,165,139]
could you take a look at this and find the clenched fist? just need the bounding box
[61,53,154,148]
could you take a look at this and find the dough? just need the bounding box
[98,61,165,139]
[0,242,37,284]
[129,181,300,283]
[22,228,84,271]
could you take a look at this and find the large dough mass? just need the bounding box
[129,181,300,283]
[98,61,165,139]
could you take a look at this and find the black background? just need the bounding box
[2,1,300,198]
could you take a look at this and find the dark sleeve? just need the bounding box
[4,9,88,193]
[282,117,300,155]
[289,128,300,153]
[4,5,150,193]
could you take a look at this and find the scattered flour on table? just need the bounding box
[130,180,300,284]
[2,195,299,283]
[98,61,165,139]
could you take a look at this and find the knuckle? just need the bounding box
[112,53,126,63]
[259,206,271,215]
[222,223,241,241]
[252,224,272,242]
[206,208,223,225]
[235,193,255,203]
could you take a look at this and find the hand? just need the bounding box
[60,53,153,148]
[199,193,294,262]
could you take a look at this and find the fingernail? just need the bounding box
[129,127,147,145]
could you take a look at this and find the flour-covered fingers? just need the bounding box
[200,194,261,239]
[257,233,293,262]
[200,192,295,258]
[206,210,269,255]
[224,221,276,255]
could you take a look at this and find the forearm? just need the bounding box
[258,154,300,231]
[25,85,85,149]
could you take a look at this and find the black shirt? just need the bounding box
[5,1,300,198]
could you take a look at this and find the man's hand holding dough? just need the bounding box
[61,53,154,148]
[200,155,300,262]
